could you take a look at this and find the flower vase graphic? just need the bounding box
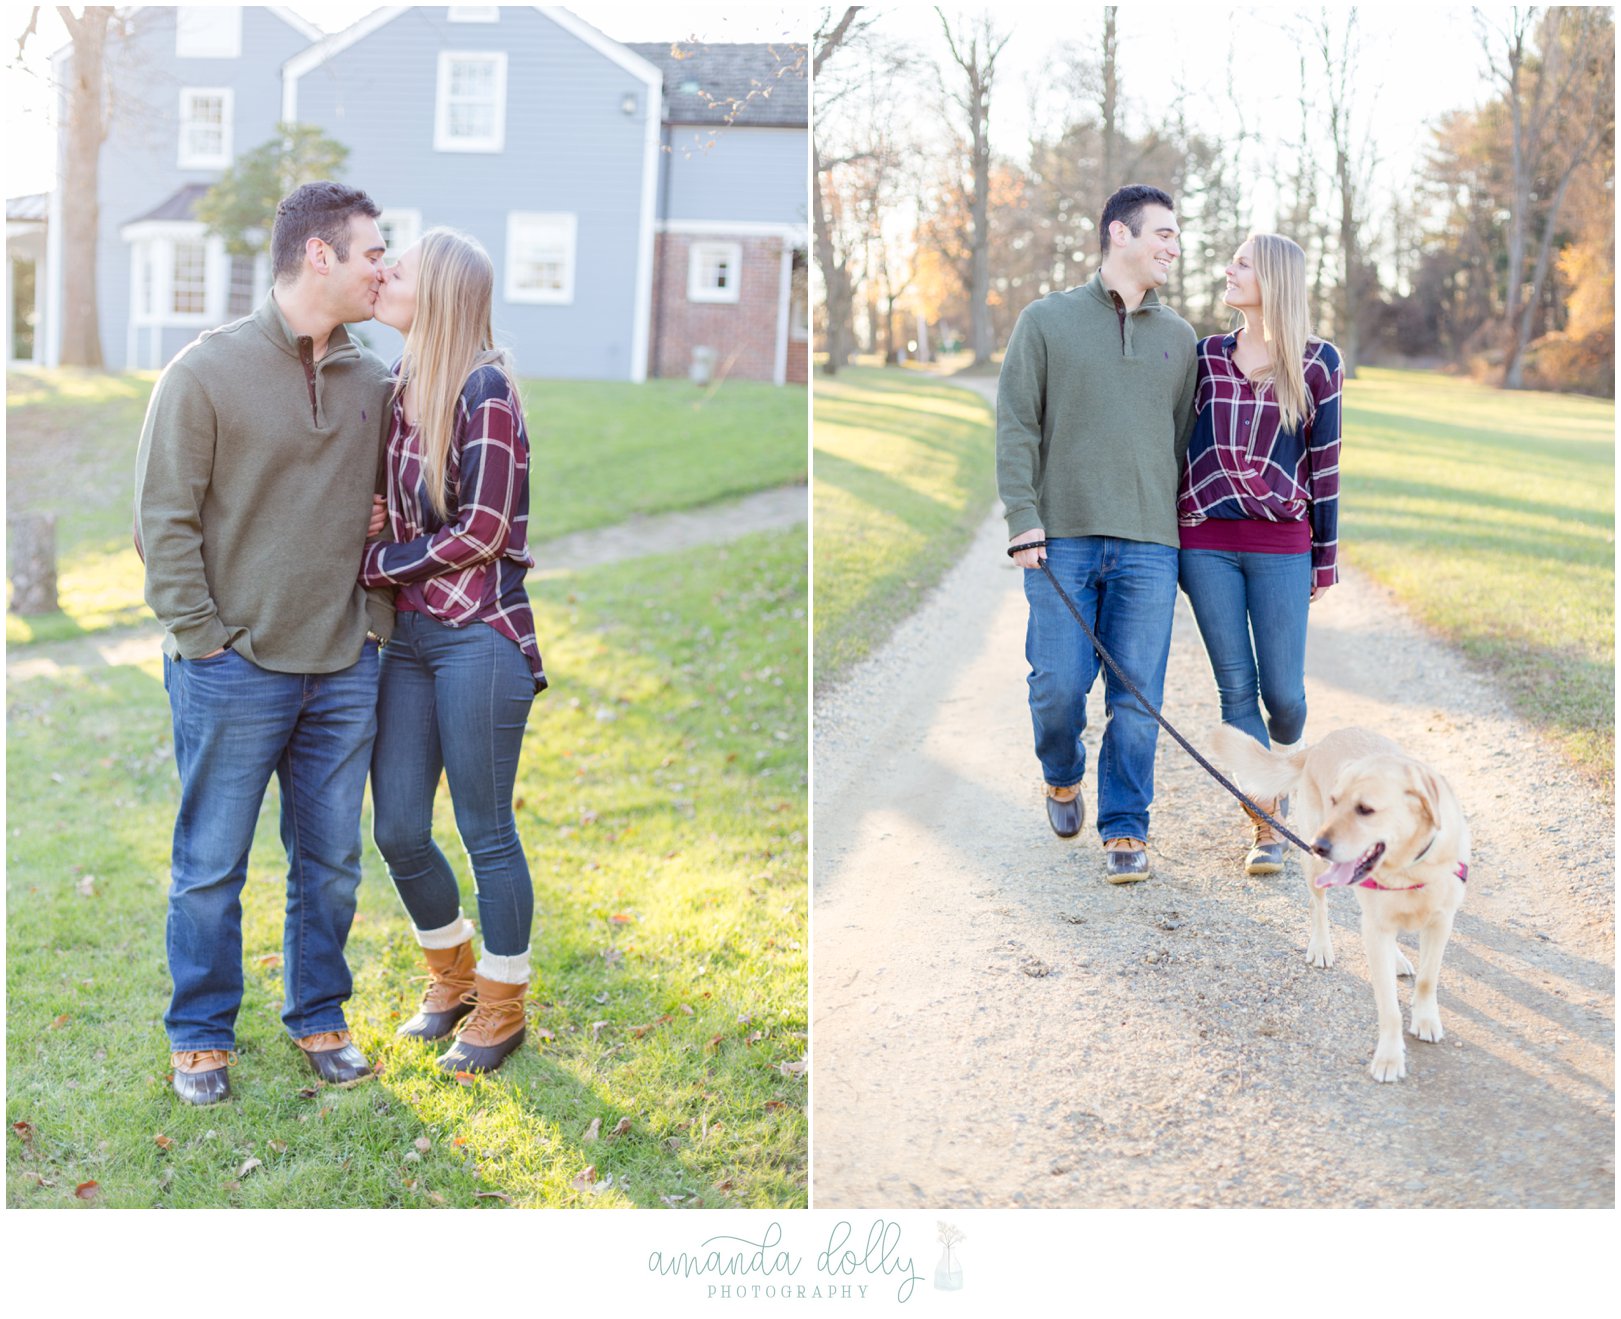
[934,1222,965,1291]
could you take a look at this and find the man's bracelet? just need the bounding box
[1006,540,1050,557]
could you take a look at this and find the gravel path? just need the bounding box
[7,483,807,682]
[811,378,1613,1209]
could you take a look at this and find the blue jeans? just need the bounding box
[1178,549,1311,747]
[163,643,379,1050]
[371,614,535,956]
[1023,537,1179,841]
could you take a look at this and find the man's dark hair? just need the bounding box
[271,181,381,283]
[1099,184,1175,254]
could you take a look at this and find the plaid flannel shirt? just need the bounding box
[360,364,546,690]
[1176,333,1343,588]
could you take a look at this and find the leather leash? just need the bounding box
[1009,541,1315,856]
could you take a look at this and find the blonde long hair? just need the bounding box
[1245,233,1313,434]
[397,227,514,520]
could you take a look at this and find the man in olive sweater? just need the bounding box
[135,182,394,1103]
[998,184,1198,884]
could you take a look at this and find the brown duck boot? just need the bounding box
[171,1049,236,1106]
[397,939,477,1041]
[438,975,527,1075]
[1243,797,1285,875]
[294,1030,374,1087]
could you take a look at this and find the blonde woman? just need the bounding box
[1177,233,1342,875]
[361,227,546,1073]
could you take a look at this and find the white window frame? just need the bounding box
[447,7,500,21]
[434,51,507,153]
[122,221,230,364]
[178,87,234,169]
[687,240,743,304]
[176,8,242,58]
[378,209,423,257]
[505,212,577,305]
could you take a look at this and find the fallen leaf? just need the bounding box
[715,1177,735,1192]
[297,1087,319,1099]
[12,1121,34,1144]
[583,1118,601,1142]
[454,1071,476,1086]
[255,953,283,968]
[745,1030,765,1046]
[764,1101,786,1113]
[222,1180,241,1192]
[49,1014,71,1030]
[75,876,96,898]
[153,1134,174,1151]
[428,1193,446,1204]
[679,1003,695,1016]
[475,1191,511,1202]
[570,1166,597,1191]
[590,1021,608,1041]
[414,1137,431,1154]
[629,1021,658,1038]
[28,1172,55,1188]
[237,1157,262,1178]
[609,913,633,924]
[268,1140,288,1154]
[451,1136,467,1148]
[75,1181,100,1201]
[608,1117,631,1140]
[535,1027,555,1041]
[707,1033,723,1050]
[779,1059,807,1077]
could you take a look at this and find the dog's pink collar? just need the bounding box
[1358,861,1468,892]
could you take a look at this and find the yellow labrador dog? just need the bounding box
[1211,726,1471,1083]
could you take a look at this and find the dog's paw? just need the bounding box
[1396,950,1415,978]
[1409,1011,1444,1043]
[1305,940,1334,969]
[1369,1045,1407,1082]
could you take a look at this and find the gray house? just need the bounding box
[32,5,807,383]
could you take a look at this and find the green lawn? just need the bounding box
[7,528,806,1208]
[1340,368,1613,784]
[5,369,807,646]
[811,366,998,687]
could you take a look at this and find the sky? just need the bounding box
[833,4,1500,231]
[2,2,808,197]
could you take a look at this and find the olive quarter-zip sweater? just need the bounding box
[135,292,395,671]
[997,272,1198,548]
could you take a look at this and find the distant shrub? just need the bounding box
[1520,330,1615,398]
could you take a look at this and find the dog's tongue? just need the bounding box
[1314,861,1361,889]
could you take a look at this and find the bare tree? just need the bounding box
[1477,6,1616,387]
[17,6,117,367]
[1304,7,1381,377]
[935,8,1010,366]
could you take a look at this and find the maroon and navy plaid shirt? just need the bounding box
[1177,334,1343,588]
[360,364,546,690]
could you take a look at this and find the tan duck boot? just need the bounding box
[1243,797,1285,875]
[437,974,527,1075]
[397,939,477,1041]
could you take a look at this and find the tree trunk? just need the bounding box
[9,513,59,615]
[1101,7,1118,185]
[56,7,115,368]
[813,143,854,376]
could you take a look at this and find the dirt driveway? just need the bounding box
[812,380,1613,1209]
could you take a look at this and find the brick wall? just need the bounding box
[650,233,790,383]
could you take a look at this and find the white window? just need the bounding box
[435,52,507,153]
[171,241,208,315]
[447,7,500,20]
[178,88,233,169]
[176,8,241,58]
[505,212,576,305]
[377,209,422,257]
[688,241,742,304]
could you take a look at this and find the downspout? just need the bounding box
[650,118,672,379]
